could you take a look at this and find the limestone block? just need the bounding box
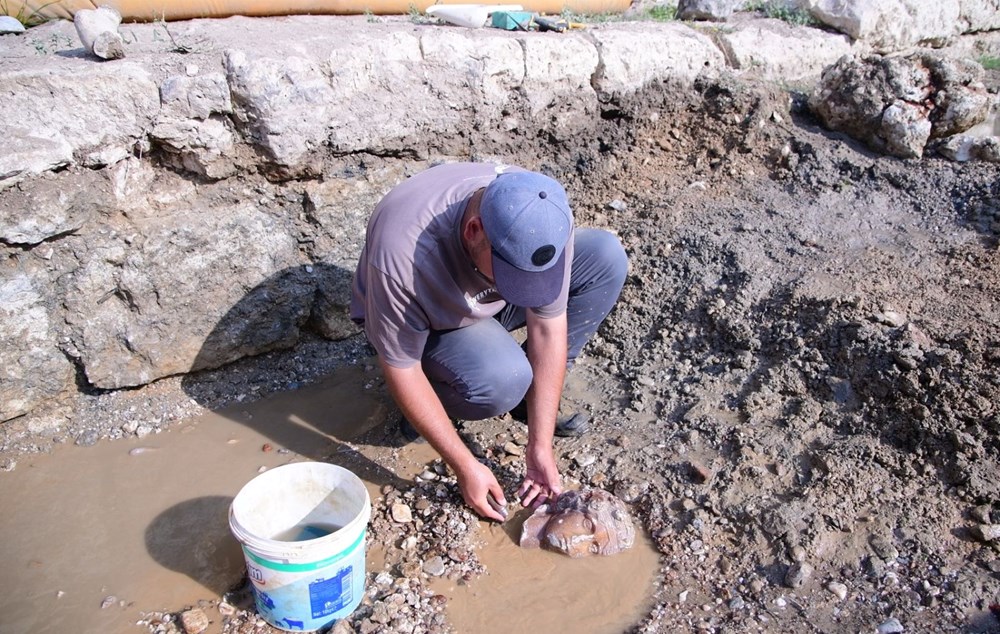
[0,170,112,246]
[420,31,524,125]
[63,202,313,389]
[159,73,232,120]
[0,266,75,422]
[0,127,73,189]
[960,0,1000,33]
[804,0,962,52]
[520,35,600,136]
[0,62,159,187]
[715,17,856,82]
[325,31,460,157]
[225,50,336,173]
[591,23,726,95]
[150,117,236,179]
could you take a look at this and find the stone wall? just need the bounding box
[0,12,997,422]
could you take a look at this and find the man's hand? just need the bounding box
[518,442,562,508]
[455,460,508,522]
[380,360,508,522]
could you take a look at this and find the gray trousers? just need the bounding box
[421,228,628,421]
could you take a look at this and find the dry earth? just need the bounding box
[2,17,1000,634]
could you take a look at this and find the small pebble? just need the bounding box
[423,556,446,577]
[970,504,992,524]
[687,461,710,484]
[729,596,745,610]
[101,595,117,609]
[76,430,99,447]
[575,454,597,468]
[391,502,413,523]
[503,442,523,456]
[877,618,904,634]
[970,524,1000,543]
[784,562,813,588]
[827,581,848,600]
[180,608,209,634]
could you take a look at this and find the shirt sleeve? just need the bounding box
[363,265,429,368]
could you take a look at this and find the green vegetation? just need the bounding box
[644,4,676,21]
[978,55,1000,71]
[744,1,820,27]
[0,0,57,27]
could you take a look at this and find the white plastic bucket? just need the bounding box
[229,462,371,632]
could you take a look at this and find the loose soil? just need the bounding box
[2,43,1000,634]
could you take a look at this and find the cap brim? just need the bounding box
[491,248,566,308]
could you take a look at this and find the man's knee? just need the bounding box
[463,356,533,419]
[594,229,628,283]
[574,228,628,293]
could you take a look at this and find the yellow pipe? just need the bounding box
[4,0,628,22]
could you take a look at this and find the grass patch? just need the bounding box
[979,55,1000,71]
[644,5,676,21]
[744,0,819,27]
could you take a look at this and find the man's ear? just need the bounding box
[463,215,488,246]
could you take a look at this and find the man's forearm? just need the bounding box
[379,360,479,473]
[524,311,568,447]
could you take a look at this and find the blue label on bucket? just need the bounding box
[310,565,352,618]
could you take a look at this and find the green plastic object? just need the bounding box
[490,10,533,30]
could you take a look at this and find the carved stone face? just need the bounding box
[520,489,635,558]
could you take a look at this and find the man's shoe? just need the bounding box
[398,415,426,444]
[507,400,590,438]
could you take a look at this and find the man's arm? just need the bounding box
[379,359,507,522]
[517,310,568,508]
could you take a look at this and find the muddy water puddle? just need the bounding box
[435,520,660,634]
[0,364,659,633]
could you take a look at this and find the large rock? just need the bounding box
[0,61,159,188]
[0,264,75,421]
[804,0,961,52]
[809,53,991,158]
[62,193,313,389]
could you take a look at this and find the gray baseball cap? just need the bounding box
[480,171,573,307]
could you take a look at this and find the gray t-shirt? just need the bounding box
[350,162,573,368]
